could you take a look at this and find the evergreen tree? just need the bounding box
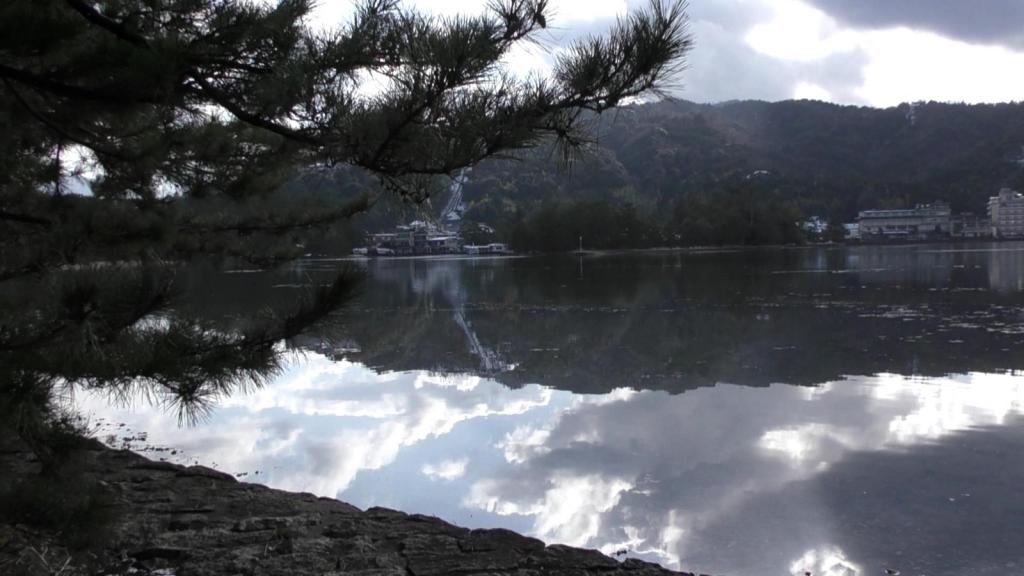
[0,0,690,455]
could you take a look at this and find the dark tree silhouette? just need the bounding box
[0,0,690,455]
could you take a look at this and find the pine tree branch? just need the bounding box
[3,79,132,161]
[0,63,164,104]
[188,77,323,146]
[63,0,151,49]
[187,55,275,76]
[180,194,374,235]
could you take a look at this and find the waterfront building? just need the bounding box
[426,235,461,253]
[842,223,860,241]
[364,221,466,255]
[951,213,993,239]
[988,188,1024,238]
[856,202,952,240]
[464,243,511,255]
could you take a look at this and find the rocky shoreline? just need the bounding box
[1,439,696,576]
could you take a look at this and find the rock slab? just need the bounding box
[0,440,695,576]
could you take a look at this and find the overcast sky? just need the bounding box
[312,0,1024,107]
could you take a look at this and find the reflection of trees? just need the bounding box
[321,248,1024,393]
[178,246,1024,395]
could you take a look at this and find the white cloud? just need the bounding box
[422,457,469,481]
[533,474,633,546]
[741,0,1024,106]
[745,0,857,62]
[305,1,355,30]
[573,386,638,406]
[466,473,633,547]
[878,372,1024,444]
[760,424,825,461]
[855,27,1024,107]
[75,351,554,497]
[502,42,555,79]
[499,425,553,464]
[462,372,1024,570]
[792,81,832,101]
[415,372,481,392]
[549,0,628,23]
[789,545,860,576]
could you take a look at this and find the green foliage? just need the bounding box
[509,201,662,251]
[1,0,690,204]
[504,181,807,252]
[457,99,1024,240]
[0,0,690,459]
[666,185,806,247]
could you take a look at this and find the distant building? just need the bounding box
[857,202,952,240]
[365,221,463,255]
[951,213,992,239]
[988,188,1024,238]
[358,221,511,257]
[426,235,461,253]
[464,243,511,255]
[842,223,860,241]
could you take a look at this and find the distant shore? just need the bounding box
[310,237,1024,263]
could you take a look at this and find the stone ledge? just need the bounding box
[1,441,694,576]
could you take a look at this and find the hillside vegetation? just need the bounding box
[304,99,1024,252]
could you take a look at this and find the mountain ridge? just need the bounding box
[463,98,1024,223]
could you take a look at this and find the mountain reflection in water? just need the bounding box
[80,244,1024,576]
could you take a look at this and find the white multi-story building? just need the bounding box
[857,202,952,239]
[988,188,1024,238]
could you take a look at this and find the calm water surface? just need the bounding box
[78,243,1024,576]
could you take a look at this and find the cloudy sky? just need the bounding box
[312,0,1024,107]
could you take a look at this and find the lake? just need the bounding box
[76,243,1024,576]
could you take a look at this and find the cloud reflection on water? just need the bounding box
[79,352,554,496]
[465,372,1024,574]
[76,357,1024,576]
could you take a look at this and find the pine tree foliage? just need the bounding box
[2,0,690,202]
[0,0,690,449]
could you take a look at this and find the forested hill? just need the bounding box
[468,98,1024,216]
[294,99,1024,252]
[452,99,1024,250]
